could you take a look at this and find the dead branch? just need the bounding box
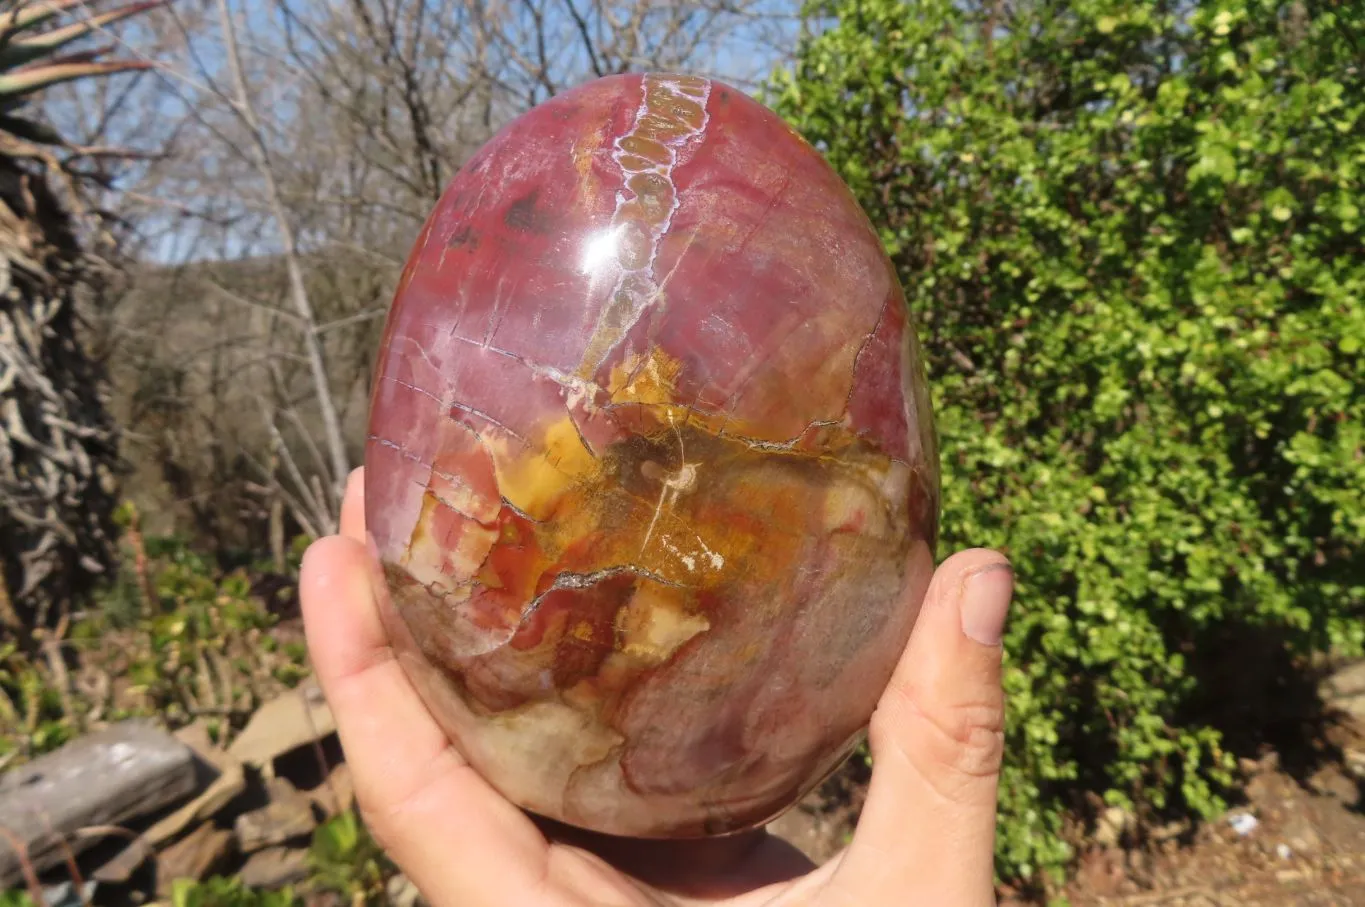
[216,0,350,522]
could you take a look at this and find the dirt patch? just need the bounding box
[1061,741,1365,905]
[768,716,1365,905]
[766,755,869,865]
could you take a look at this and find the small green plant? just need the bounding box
[147,811,393,907]
[169,877,299,907]
[1,512,308,761]
[123,538,279,721]
[97,524,309,728]
[308,809,395,904]
[0,641,78,760]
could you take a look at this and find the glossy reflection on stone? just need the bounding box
[364,72,940,839]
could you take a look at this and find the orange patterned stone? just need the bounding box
[364,73,940,838]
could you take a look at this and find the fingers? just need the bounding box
[300,468,554,905]
[339,466,366,542]
[826,548,1013,907]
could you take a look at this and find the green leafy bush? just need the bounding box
[773,0,1364,887]
[2,519,307,763]
[114,535,302,720]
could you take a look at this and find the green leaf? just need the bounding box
[771,0,1365,888]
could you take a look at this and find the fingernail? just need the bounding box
[960,563,1013,646]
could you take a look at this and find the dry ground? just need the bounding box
[770,712,1365,906]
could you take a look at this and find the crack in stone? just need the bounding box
[545,564,690,594]
[638,225,702,355]
[482,270,513,347]
[380,375,444,406]
[521,563,693,628]
[724,419,844,453]
[448,400,528,444]
[445,331,608,405]
[715,158,797,308]
[601,398,713,422]
[718,306,825,415]
[388,335,447,383]
[421,479,493,525]
[369,434,426,464]
[499,495,544,523]
[602,400,850,456]
[640,417,695,554]
[833,294,916,468]
[841,292,892,420]
[566,410,599,459]
[577,74,712,379]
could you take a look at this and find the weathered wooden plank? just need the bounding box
[0,720,198,885]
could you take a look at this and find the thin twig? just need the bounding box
[0,824,47,907]
[315,308,386,334]
[216,0,350,513]
[39,615,78,735]
[259,404,328,532]
[241,445,323,540]
[205,280,302,324]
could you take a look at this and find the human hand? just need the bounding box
[300,467,1013,906]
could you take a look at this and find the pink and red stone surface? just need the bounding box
[364,73,940,838]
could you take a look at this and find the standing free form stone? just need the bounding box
[364,72,940,838]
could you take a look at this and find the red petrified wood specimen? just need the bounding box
[365,73,940,838]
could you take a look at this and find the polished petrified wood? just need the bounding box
[364,73,940,838]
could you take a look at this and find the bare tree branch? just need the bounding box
[78,0,802,558]
[215,0,350,520]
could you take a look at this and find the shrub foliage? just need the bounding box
[773,0,1365,884]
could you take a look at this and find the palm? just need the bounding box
[301,469,1011,907]
[506,821,826,906]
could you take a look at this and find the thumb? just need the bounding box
[826,548,1012,906]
